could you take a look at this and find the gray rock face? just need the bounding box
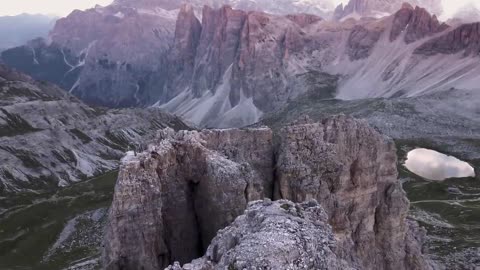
[166,199,355,270]
[276,116,426,270]
[161,6,338,127]
[2,2,178,107]
[0,0,332,110]
[158,5,479,127]
[162,5,202,102]
[414,22,480,56]
[103,126,274,269]
[0,38,81,92]
[103,115,430,270]
[0,65,188,193]
[347,25,383,60]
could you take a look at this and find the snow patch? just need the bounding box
[138,7,179,19]
[121,151,141,164]
[71,150,101,178]
[133,83,141,105]
[44,216,78,260]
[30,47,39,65]
[60,48,75,69]
[114,11,125,19]
[69,78,80,93]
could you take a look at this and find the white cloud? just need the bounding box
[442,0,480,19]
[0,0,114,16]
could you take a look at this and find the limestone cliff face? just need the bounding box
[161,5,328,127]
[160,5,479,127]
[103,115,430,270]
[103,127,274,269]
[414,22,480,56]
[162,5,202,102]
[275,116,424,270]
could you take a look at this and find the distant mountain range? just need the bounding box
[333,0,443,20]
[112,0,336,17]
[0,13,56,51]
[1,0,480,128]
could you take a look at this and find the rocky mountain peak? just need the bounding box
[390,4,449,43]
[103,115,430,270]
[401,2,414,10]
[175,4,202,55]
[334,0,443,21]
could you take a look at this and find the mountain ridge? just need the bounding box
[1,2,480,129]
[0,64,189,193]
[0,13,56,51]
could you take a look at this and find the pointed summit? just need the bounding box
[390,5,449,43]
[401,2,414,10]
[334,0,442,20]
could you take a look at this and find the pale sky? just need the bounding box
[0,0,114,16]
[0,0,478,19]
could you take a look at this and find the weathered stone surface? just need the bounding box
[166,199,355,270]
[193,5,247,97]
[103,127,274,269]
[347,25,383,60]
[160,6,315,127]
[103,115,430,270]
[162,4,202,102]
[275,116,428,270]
